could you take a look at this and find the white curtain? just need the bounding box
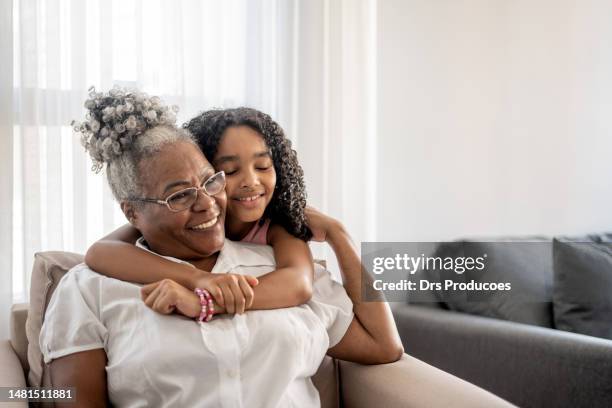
[1,0,376,338]
[1,0,15,341]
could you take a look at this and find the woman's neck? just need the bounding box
[189,253,219,272]
[225,217,256,241]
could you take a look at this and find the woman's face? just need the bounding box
[131,141,227,260]
[213,125,276,224]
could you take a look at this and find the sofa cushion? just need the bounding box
[25,251,84,387]
[432,239,554,327]
[553,236,612,340]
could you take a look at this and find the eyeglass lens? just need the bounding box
[203,172,225,195]
[166,172,225,211]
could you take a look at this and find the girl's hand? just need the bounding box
[305,206,342,242]
[141,279,226,317]
[141,279,201,318]
[193,272,259,315]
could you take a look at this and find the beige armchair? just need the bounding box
[0,252,514,407]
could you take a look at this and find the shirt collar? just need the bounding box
[135,238,195,267]
[135,238,275,274]
[212,239,275,273]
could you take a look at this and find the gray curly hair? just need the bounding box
[105,125,196,202]
[72,87,196,202]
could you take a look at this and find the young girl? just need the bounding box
[85,107,315,314]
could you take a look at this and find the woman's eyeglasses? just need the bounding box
[129,171,226,212]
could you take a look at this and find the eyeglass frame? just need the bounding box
[127,170,226,212]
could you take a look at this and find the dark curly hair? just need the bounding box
[183,107,312,241]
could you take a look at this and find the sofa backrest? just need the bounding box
[424,239,554,327]
[25,251,84,388]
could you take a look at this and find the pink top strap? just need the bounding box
[240,219,271,245]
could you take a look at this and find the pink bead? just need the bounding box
[193,288,215,323]
[194,288,208,323]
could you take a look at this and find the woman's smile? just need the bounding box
[188,215,219,230]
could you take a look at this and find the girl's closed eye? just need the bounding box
[222,166,270,175]
[255,161,273,171]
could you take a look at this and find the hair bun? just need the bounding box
[72,86,179,173]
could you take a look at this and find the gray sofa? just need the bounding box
[393,304,612,408]
[391,238,612,408]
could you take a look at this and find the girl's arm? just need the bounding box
[85,224,200,289]
[85,224,258,314]
[246,224,314,310]
[306,207,404,365]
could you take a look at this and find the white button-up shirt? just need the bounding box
[40,239,354,407]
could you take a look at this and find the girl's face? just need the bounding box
[213,125,277,226]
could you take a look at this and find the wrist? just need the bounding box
[192,270,211,291]
[325,220,346,243]
[177,293,201,319]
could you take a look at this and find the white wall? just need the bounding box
[377,0,612,241]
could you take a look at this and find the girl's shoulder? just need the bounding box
[240,218,271,245]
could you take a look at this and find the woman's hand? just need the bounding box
[305,206,342,242]
[141,279,202,318]
[192,272,259,314]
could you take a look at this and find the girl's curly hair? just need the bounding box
[184,107,312,241]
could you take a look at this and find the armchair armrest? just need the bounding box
[10,303,29,373]
[339,354,514,408]
[0,339,28,407]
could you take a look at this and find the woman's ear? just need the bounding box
[120,202,138,226]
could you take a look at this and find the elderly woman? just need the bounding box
[40,89,403,407]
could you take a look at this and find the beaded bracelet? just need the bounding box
[202,289,214,322]
[194,288,208,322]
[194,288,215,322]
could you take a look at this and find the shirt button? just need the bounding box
[227,370,238,379]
